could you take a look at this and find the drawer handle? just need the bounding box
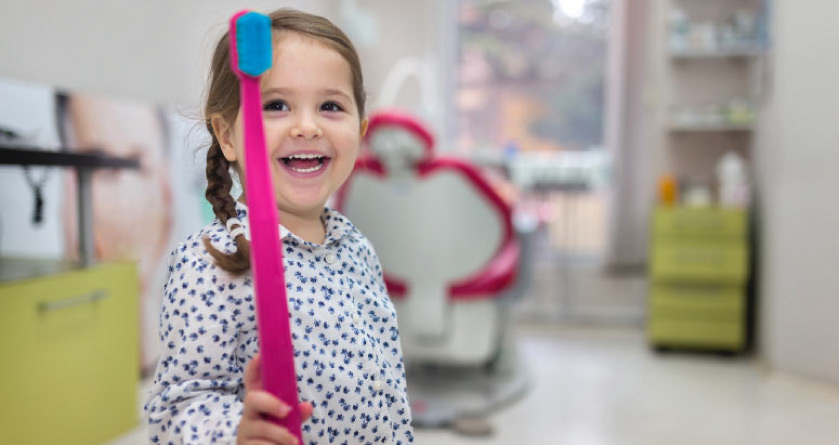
[675,220,725,231]
[39,290,108,312]
[673,251,725,265]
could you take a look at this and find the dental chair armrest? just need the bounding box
[385,276,408,299]
[383,240,518,301]
[450,239,519,299]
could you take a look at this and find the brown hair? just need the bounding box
[202,8,366,274]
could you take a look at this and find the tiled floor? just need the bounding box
[112,322,839,445]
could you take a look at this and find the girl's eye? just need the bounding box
[263,100,289,112]
[321,101,344,112]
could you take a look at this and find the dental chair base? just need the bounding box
[405,303,531,430]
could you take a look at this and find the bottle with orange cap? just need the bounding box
[658,173,679,206]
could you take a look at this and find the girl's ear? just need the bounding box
[211,114,238,162]
[359,117,369,141]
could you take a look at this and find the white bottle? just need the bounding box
[716,151,750,208]
[669,9,689,51]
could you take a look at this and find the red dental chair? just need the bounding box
[335,110,530,428]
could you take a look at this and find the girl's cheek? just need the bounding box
[336,127,361,142]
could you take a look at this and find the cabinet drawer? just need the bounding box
[653,207,747,240]
[651,241,748,284]
[0,262,139,445]
[648,318,744,350]
[650,285,744,321]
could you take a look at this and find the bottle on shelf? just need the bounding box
[658,173,679,206]
[716,151,750,209]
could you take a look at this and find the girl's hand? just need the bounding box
[237,353,313,445]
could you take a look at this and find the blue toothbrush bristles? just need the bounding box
[235,12,273,76]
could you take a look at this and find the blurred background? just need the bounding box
[1,0,838,444]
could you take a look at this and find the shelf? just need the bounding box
[0,257,82,284]
[0,146,140,169]
[669,122,754,132]
[669,47,763,59]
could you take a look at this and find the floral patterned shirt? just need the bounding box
[145,202,413,444]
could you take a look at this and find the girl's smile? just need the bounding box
[278,152,332,176]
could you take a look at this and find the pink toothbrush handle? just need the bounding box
[240,75,302,439]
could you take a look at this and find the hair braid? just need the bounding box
[202,133,251,274]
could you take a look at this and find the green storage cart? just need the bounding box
[0,260,139,444]
[647,207,750,352]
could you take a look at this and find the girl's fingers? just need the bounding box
[243,391,291,420]
[243,353,262,392]
[239,419,299,445]
[299,402,314,421]
[241,354,308,444]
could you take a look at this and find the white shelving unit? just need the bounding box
[646,0,769,354]
[656,0,768,186]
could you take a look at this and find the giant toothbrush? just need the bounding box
[229,10,302,441]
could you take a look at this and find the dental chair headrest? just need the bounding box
[363,110,435,170]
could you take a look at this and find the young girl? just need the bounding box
[144,9,413,445]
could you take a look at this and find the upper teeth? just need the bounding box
[286,154,323,159]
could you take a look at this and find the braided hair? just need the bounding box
[202,132,250,274]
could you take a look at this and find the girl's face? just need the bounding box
[215,33,367,221]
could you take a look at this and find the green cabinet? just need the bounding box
[647,207,750,351]
[0,261,139,445]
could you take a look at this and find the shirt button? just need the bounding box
[352,314,361,325]
[325,253,337,264]
[373,380,382,392]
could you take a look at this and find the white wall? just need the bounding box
[349,0,450,141]
[756,1,839,386]
[0,0,332,112]
[0,1,446,130]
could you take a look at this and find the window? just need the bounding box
[456,0,610,257]
[456,0,610,155]
[455,0,614,319]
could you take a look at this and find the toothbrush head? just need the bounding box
[229,11,273,78]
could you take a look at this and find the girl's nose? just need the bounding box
[290,114,323,139]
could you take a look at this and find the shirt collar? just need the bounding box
[233,201,355,245]
[321,207,357,245]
